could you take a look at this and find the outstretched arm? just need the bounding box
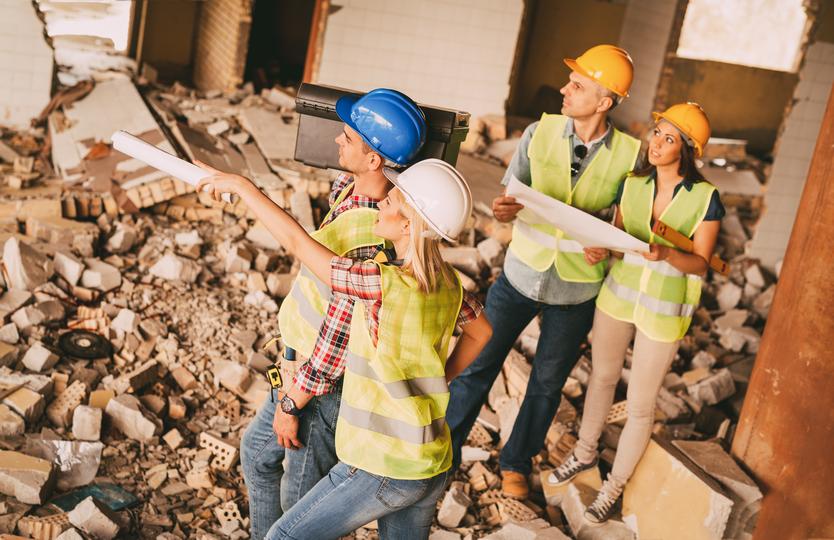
[195,162,335,286]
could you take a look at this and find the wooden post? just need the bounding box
[732,84,834,539]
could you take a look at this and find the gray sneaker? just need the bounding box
[584,479,623,524]
[546,453,598,486]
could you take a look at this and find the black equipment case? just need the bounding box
[294,83,470,170]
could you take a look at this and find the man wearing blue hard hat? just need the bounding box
[240,88,427,540]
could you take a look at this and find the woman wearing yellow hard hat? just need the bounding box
[546,103,724,523]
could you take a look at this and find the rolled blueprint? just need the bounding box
[111,130,235,204]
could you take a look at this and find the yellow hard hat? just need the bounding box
[652,102,711,157]
[564,44,634,98]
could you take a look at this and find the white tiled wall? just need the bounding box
[749,41,834,270]
[0,0,53,127]
[316,0,523,117]
[611,0,678,129]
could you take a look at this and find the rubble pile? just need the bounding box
[0,66,773,539]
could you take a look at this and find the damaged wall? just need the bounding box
[314,0,523,118]
[507,0,626,119]
[138,0,200,84]
[662,59,796,155]
[750,1,834,270]
[192,0,253,91]
[0,1,54,128]
[610,0,682,132]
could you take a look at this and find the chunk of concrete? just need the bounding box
[477,237,505,268]
[440,246,481,278]
[105,394,162,441]
[686,368,736,406]
[482,519,571,539]
[72,405,102,441]
[149,253,201,283]
[110,309,140,335]
[0,323,19,344]
[266,272,294,298]
[0,404,24,436]
[289,191,315,232]
[81,259,121,292]
[673,440,762,539]
[67,496,121,539]
[622,436,733,539]
[2,238,53,291]
[437,484,471,528]
[0,451,55,504]
[105,223,137,254]
[54,251,85,287]
[0,342,16,367]
[225,244,253,274]
[21,342,59,372]
[3,387,45,423]
[716,282,742,312]
[0,290,33,322]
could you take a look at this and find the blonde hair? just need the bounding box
[394,190,457,293]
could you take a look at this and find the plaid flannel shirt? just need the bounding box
[291,173,379,394]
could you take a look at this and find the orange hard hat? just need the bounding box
[652,102,711,157]
[564,44,634,98]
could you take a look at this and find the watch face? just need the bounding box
[281,396,295,414]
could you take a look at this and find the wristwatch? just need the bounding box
[280,394,302,416]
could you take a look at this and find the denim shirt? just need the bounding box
[500,119,615,305]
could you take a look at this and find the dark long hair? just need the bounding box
[630,136,707,183]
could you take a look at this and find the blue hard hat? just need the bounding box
[335,88,427,166]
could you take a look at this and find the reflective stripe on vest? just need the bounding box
[508,113,640,282]
[346,351,449,399]
[336,263,462,480]
[603,274,696,318]
[277,182,382,356]
[596,175,716,342]
[339,402,447,445]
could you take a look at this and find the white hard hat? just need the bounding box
[383,159,472,242]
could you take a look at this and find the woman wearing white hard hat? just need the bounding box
[196,158,492,539]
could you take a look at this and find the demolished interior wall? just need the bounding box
[0,2,54,128]
[507,0,626,119]
[314,0,523,119]
[750,0,834,270]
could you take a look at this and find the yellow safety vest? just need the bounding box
[336,263,463,480]
[277,183,382,357]
[596,175,717,342]
[508,114,640,282]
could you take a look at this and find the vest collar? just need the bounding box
[645,170,695,192]
[563,117,614,150]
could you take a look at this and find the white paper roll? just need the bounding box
[111,130,234,204]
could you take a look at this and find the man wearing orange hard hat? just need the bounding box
[446,44,642,500]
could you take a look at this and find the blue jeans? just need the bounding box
[265,462,450,540]
[241,384,342,540]
[447,272,596,475]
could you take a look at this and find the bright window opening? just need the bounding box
[677,0,807,72]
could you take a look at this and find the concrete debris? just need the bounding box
[67,496,121,539]
[72,404,102,441]
[80,259,121,292]
[105,394,162,441]
[0,69,773,539]
[149,253,202,283]
[622,437,733,539]
[0,451,55,504]
[2,237,54,291]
